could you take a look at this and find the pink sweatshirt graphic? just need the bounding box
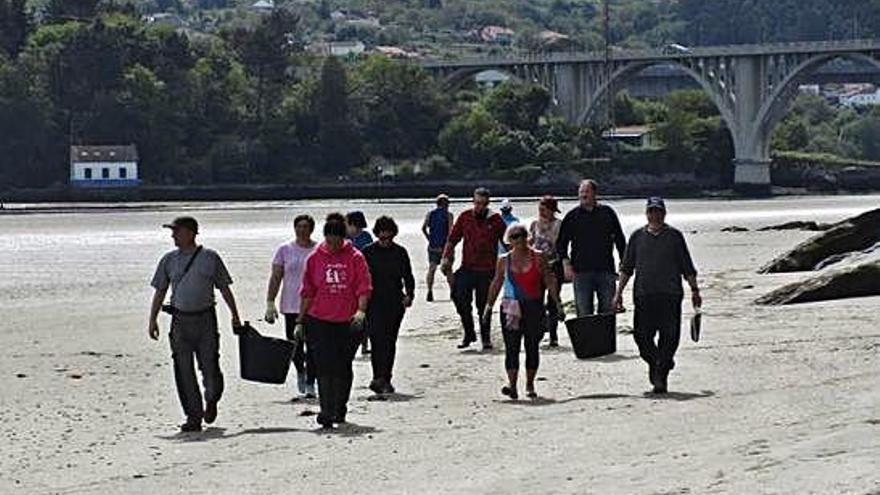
[300,240,372,323]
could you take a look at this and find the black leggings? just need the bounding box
[284,313,316,382]
[367,302,405,382]
[500,299,545,371]
[306,318,363,421]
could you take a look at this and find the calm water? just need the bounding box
[1,194,878,340]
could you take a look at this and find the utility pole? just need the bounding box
[603,0,615,143]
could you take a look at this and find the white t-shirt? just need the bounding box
[272,241,317,314]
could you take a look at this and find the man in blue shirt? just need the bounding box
[421,194,454,302]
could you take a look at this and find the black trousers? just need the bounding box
[501,299,545,371]
[452,268,494,343]
[367,301,405,382]
[633,294,683,372]
[306,317,362,421]
[284,313,316,383]
[169,309,223,421]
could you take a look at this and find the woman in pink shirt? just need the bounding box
[296,213,372,428]
[265,214,318,400]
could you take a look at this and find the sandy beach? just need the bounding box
[1,194,879,494]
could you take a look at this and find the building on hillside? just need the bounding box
[144,13,188,29]
[472,26,515,45]
[840,88,880,107]
[374,46,420,59]
[475,70,511,88]
[70,145,141,188]
[250,0,274,12]
[538,30,577,51]
[308,41,366,57]
[602,126,656,148]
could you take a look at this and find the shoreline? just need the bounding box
[2,181,877,212]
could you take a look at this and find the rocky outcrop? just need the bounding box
[755,260,880,305]
[759,208,880,273]
[757,221,832,232]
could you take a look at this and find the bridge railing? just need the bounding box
[417,39,880,68]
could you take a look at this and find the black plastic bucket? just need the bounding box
[235,323,295,384]
[564,314,616,359]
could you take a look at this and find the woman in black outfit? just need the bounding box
[361,216,415,395]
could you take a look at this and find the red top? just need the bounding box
[443,209,507,272]
[300,240,372,323]
[510,251,543,301]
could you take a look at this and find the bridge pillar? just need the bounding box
[731,56,772,193]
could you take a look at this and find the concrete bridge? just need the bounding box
[419,40,880,189]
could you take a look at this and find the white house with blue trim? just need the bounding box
[70,145,141,188]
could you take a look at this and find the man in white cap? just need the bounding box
[612,197,702,394]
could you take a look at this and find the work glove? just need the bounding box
[351,309,367,328]
[264,300,279,324]
[293,322,305,342]
[555,300,566,322]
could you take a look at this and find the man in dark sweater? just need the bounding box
[613,197,702,394]
[362,216,415,395]
[556,179,626,317]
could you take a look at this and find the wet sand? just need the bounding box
[1,195,879,494]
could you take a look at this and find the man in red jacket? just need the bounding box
[441,187,507,350]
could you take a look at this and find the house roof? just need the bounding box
[602,125,654,138]
[71,145,139,163]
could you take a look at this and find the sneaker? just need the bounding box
[426,291,434,302]
[457,337,476,349]
[482,341,493,351]
[526,389,537,399]
[296,373,307,395]
[303,381,317,399]
[652,370,668,394]
[501,385,518,400]
[316,414,334,429]
[204,400,218,424]
[381,381,395,394]
[548,340,559,348]
[369,378,385,395]
[180,418,202,433]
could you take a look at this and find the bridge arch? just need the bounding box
[576,60,736,132]
[440,67,529,92]
[752,52,880,160]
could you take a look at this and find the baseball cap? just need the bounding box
[539,195,560,213]
[436,193,450,204]
[646,197,666,211]
[163,216,199,234]
[500,198,513,211]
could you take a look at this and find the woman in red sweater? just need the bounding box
[296,213,372,428]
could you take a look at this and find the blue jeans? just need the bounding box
[572,270,617,317]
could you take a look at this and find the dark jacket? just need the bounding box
[362,242,416,306]
[556,204,626,273]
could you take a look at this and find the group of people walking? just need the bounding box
[147,179,702,432]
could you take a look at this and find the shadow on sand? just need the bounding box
[364,392,423,403]
[310,422,379,437]
[494,389,716,407]
[157,425,307,443]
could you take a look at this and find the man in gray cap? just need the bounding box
[148,216,242,432]
[612,198,702,394]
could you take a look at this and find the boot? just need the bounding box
[316,376,336,427]
[334,376,353,423]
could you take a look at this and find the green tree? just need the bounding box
[353,56,449,159]
[0,0,30,58]
[317,56,361,173]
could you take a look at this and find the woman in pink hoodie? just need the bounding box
[296,213,372,428]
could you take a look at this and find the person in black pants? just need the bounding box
[613,197,702,394]
[484,224,564,400]
[362,216,415,395]
[297,213,373,428]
